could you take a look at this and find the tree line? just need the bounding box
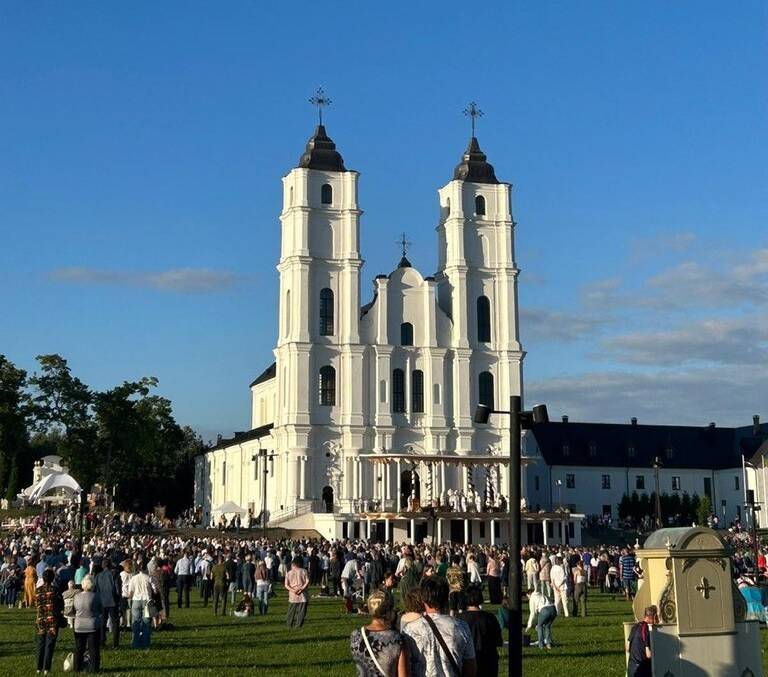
[618,490,714,527]
[0,353,205,514]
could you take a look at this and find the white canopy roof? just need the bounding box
[213,500,247,515]
[28,472,82,503]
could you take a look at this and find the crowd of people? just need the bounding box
[0,506,765,676]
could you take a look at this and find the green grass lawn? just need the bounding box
[0,588,764,676]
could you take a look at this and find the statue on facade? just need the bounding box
[323,441,344,498]
[475,492,484,513]
[459,490,468,513]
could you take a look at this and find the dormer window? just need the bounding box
[475,195,486,216]
[321,183,333,205]
[665,445,674,460]
[627,445,636,459]
[562,443,570,457]
[589,442,597,457]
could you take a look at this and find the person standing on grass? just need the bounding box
[572,559,588,617]
[485,552,502,605]
[538,554,552,599]
[285,555,309,628]
[174,550,193,609]
[211,555,229,616]
[524,552,539,592]
[458,585,503,677]
[626,605,658,677]
[445,555,467,617]
[94,559,120,649]
[73,574,102,672]
[550,557,569,618]
[255,558,270,615]
[401,577,476,677]
[34,568,63,675]
[350,590,409,677]
[127,560,156,650]
[619,548,637,601]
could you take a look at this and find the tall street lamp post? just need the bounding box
[653,456,663,529]
[253,449,277,540]
[474,395,548,677]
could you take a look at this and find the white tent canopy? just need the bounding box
[28,473,82,503]
[213,501,247,515]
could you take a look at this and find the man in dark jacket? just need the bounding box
[626,605,658,677]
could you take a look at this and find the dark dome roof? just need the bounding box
[297,125,347,172]
[453,137,498,184]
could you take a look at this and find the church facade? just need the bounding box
[194,119,574,544]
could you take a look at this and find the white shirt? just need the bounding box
[342,559,359,580]
[127,572,156,602]
[526,591,555,629]
[550,564,567,591]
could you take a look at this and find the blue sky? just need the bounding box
[1,2,767,440]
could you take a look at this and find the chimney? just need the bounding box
[754,414,761,436]
[709,422,716,429]
[562,415,569,423]
[631,417,637,426]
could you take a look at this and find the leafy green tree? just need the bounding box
[680,492,692,524]
[29,354,94,476]
[0,355,31,499]
[618,493,632,520]
[697,494,712,525]
[639,493,650,521]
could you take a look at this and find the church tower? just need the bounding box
[435,111,524,449]
[273,106,364,504]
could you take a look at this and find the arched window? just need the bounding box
[319,288,334,336]
[412,370,424,413]
[475,195,486,216]
[319,366,336,406]
[289,186,294,205]
[284,290,291,336]
[401,322,414,346]
[477,296,491,343]
[321,183,333,205]
[392,369,405,413]
[478,371,494,410]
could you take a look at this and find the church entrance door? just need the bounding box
[321,486,334,513]
[400,470,420,509]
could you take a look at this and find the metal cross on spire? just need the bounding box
[463,101,484,137]
[309,87,332,126]
[397,232,412,258]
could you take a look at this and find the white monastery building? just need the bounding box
[194,116,581,545]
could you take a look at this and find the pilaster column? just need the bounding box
[437,518,442,544]
[299,456,307,500]
[464,519,469,544]
[490,519,495,546]
[384,518,390,543]
[396,461,402,509]
[410,518,416,545]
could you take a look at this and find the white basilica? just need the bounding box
[194,116,583,545]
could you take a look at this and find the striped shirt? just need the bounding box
[620,555,636,580]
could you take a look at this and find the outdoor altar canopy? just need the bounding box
[18,455,82,506]
[626,527,762,677]
[340,451,583,546]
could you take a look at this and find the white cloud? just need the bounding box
[520,307,606,343]
[49,267,240,293]
[526,366,766,426]
[602,315,768,366]
[629,231,697,263]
